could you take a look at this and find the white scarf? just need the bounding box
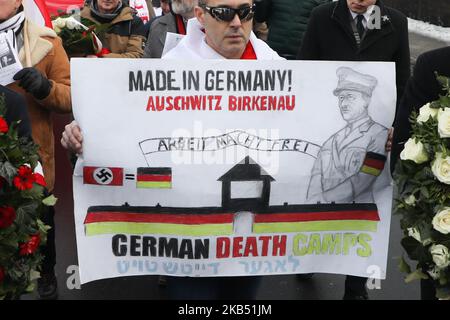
[0,11,25,50]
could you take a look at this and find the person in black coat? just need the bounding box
[297,0,409,300]
[297,0,410,106]
[1,85,32,139]
[391,46,450,171]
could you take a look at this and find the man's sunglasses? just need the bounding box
[202,4,256,22]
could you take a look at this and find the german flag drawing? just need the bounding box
[136,167,172,189]
[360,152,386,176]
[84,206,233,236]
[84,204,381,237]
[253,204,380,233]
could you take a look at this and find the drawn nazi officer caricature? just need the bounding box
[307,67,388,204]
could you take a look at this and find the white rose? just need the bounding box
[432,208,450,234]
[406,227,432,245]
[405,194,416,206]
[417,103,438,123]
[407,227,421,242]
[430,244,450,269]
[438,108,450,138]
[65,18,78,30]
[432,153,450,184]
[53,17,66,28]
[427,266,441,280]
[53,26,61,34]
[400,138,429,164]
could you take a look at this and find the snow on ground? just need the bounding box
[408,18,450,44]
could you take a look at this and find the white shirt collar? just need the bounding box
[349,5,375,22]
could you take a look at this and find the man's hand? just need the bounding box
[61,120,83,155]
[13,67,52,100]
[385,128,393,152]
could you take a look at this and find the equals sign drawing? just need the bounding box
[125,174,135,181]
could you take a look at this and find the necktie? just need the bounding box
[356,14,365,39]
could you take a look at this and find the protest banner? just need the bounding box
[71,59,396,284]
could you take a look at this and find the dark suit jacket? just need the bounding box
[143,13,177,58]
[298,0,410,105]
[391,46,450,170]
[0,85,32,138]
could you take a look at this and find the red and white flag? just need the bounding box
[83,166,124,186]
[129,0,151,23]
[23,0,52,28]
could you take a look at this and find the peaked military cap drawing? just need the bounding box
[333,67,378,97]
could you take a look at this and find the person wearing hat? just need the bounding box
[306,67,388,301]
[307,67,388,204]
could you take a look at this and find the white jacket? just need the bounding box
[163,18,283,60]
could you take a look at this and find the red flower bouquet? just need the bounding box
[0,94,54,300]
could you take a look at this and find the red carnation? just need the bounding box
[0,267,5,283]
[34,172,46,187]
[19,234,41,256]
[0,206,16,229]
[13,165,35,190]
[96,47,111,57]
[0,117,8,133]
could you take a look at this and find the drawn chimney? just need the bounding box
[217,156,274,211]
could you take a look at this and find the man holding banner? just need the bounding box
[63,0,282,300]
[163,0,281,60]
[63,0,396,300]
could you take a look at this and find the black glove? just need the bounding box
[13,67,52,100]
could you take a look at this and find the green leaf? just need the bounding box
[0,161,16,180]
[42,194,58,206]
[16,202,39,217]
[401,236,427,261]
[20,185,44,199]
[436,287,450,300]
[25,282,35,293]
[405,269,428,283]
[438,95,450,108]
[29,269,40,282]
[399,256,412,274]
[420,187,430,198]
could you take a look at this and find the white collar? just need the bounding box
[349,5,375,22]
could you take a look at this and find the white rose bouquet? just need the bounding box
[51,14,109,57]
[394,74,450,300]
